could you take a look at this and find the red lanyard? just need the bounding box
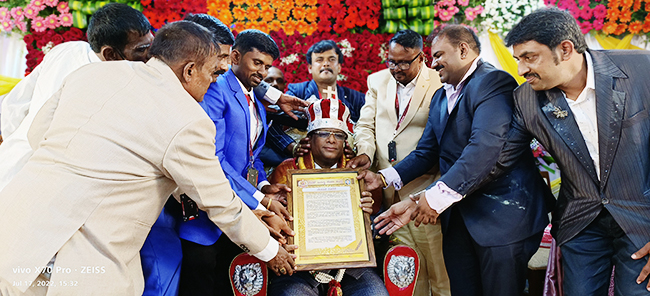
[246,94,259,164]
[394,90,411,131]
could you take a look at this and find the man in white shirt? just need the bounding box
[0,3,154,192]
[348,29,450,296]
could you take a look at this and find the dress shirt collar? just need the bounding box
[397,63,423,88]
[235,75,255,101]
[572,51,595,105]
[442,57,481,94]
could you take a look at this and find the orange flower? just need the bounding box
[220,10,234,25]
[305,7,318,23]
[233,0,246,5]
[620,0,633,8]
[602,21,617,34]
[646,1,650,11]
[233,7,246,21]
[284,20,298,35]
[619,10,632,22]
[606,8,620,21]
[246,20,259,30]
[628,20,643,33]
[277,7,291,21]
[295,19,309,34]
[271,0,283,6]
[295,0,306,5]
[643,20,650,32]
[305,23,317,35]
[293,6,306,21]
[306,0,317,5]
[247,6,261,21]
[261,7,275,22]
[257,22,270,33]
[269,20,282,31]
[231,22,246,32]
[607,0,619,8]
[614,23,628,34]
[633,0,642,11]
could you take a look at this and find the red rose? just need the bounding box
[23,34,35,45]
[36,39,46,49]
[51,34,64,45]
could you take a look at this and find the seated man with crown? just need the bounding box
[267,98,388,296]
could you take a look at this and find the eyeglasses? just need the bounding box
[313,130,348,141]
[386,52,422,71]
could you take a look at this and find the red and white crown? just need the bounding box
[307,98,354,135]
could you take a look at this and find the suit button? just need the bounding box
[602,198,609,205]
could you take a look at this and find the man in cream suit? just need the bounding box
[0,21,294,296]
[348,29,450,296]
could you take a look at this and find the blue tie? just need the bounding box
[440,93,448,128]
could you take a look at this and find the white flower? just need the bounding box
[337,74,347,81]
[280,53,300,66]
[42,41,55,55]
[337,39,355,58]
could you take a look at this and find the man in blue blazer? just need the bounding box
[262,40,365,165]
[367,25,554,296]
[177,29,293,296]
[489,8,650,295]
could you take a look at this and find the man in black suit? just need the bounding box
[364,25,553,296]
[490,8,650,295]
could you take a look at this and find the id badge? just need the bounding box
[247,166,259,186]
[180,193,199,222]
[388,140,397,163]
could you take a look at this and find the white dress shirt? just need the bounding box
[396,69,421,119]
[235,76,270,208]
[0,41,101,191]
[564,51,599,179]
[380,58,482,213]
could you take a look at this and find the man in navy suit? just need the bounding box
[488,8,650,295]
[365,25,553,296]
[177,29,294,296]
[262,40,365,165]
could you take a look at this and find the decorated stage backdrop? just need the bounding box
[1,0,650,93]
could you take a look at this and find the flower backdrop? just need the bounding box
[1,0,649,79]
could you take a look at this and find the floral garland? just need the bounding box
[141,0,206,29]
[0,0,72,33]
[270,29,392,93]
[435,0,485,25]
[546,0,607,34]
[23,26,85,74]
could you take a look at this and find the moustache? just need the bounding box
[524,73,540,79]
[433,64,444,71]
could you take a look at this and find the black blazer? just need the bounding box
[491,49,650,249]
[395,60,553,247]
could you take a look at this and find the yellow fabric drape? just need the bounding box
[0,75,21,96]
[489,32,526,85]
[594,33,642,50]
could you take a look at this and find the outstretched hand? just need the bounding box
[357,170,384,191]
[409,192,439,227]
[346,154,371,170]
[373,199,417,235]
[277,93,308,120]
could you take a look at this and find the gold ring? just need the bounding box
[370,199,374,205]
[279,267,286,274]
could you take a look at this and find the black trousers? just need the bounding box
[442,206,542,296]
[178,235,244,296]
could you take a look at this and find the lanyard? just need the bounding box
[246,94,260,164]
[394,90,411,135]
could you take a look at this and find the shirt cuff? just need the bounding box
[253,190,265,202]
[424,181,463,213]
[257,181,271,191]
[250,237,279,262]
[378,167,403,190]
[264,87,281,104]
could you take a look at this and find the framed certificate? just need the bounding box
[287,168,376,271]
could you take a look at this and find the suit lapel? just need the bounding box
[396,67,429,135]
[386,78,399,126]
[307,80,320,99]
[540,89,599,184]
[225,70,252,145]
[591,50,627,190]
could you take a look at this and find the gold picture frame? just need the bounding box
[287,168,376,271]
